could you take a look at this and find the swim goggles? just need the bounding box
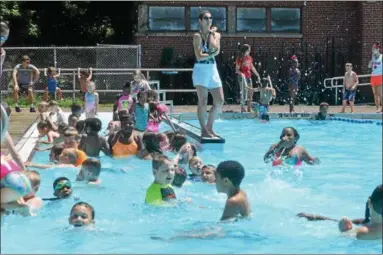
[54,180,72,191]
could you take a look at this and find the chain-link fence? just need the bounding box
[1,45,141,102]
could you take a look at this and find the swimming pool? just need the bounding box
[1,113,382,254]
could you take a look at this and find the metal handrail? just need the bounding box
[323,73,373,105]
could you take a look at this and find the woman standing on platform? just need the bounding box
[192,10,224,138]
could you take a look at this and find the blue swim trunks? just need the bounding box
[343,89,356,101]
[251,102,269,117]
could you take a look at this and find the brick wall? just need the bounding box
[135,1,362,67]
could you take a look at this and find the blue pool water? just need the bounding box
[1,113,382,254]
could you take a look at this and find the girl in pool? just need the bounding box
[264,127,320,166]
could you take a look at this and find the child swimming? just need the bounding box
[215,160,251,221]
[188,156,203,181]
[312,102,330,120]
[79,118,110,157]
[68,103,82,127]
[76,158,102,185]
[145,154,176,205]
[264,127,320,166]
[69,202,95,227]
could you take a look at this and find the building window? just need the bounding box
[190,7,226,31]
[148,6,185,31]
[271,8,301,33]
[236,8,266,32]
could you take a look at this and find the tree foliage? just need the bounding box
[2,1,138,46]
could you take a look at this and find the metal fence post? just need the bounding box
[72,71,76,101]
[138,44,142,67]
[54,47,57,68]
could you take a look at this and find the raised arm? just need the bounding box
[86,68,93,82]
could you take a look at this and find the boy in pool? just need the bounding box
[145,154,176,205]
[63,128,80,149]
[188,156,203,181]
[69,202,95,227]
[201,164,216,184]
[264,127,320,166]
[37,120,61,144]
[312,102,330,120]
[216,160,251,221]
[252,75,276,118]
[76,158,102,185]
[41,177,73,201]
[79,118,110,157]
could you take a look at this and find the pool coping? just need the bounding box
[16,111,382,162]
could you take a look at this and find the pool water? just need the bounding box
[1,113,382,254]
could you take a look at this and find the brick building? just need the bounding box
[134,1,383,104]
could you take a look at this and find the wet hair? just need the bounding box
[1,103,11,117]
[152,153,172,170]
[58,123,69,135]
[199,10,211,20]
[22,55,30,61]
[85,118,102,132]
[143,132,163,154]
[280,127,300,142]
[189,156,201,168]
[319,102,329,109]
[216,160,245,188]
[37,120,52,130]
[64,127,79,137]
[118,109,130,120]
[0,22,10,35]
[82,158,101,178]
[202,164,216,171]
[71,103,82,113]
[172,165,187,188]
[24,170,41,190]
[165,131,187,152]
[75,120,86,133]
[370,184,382,216]
[71,202,95,220]
[53,177,70,189]
[51,144,64,160]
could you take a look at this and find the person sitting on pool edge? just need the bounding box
[108,111,148,159]
[264,127,320,166]
[312,102,330,120]
[76,158,102,185]
[69,202,95,228]
[145,154,176,205]
[216,160,251,221]
[79,117,110,157]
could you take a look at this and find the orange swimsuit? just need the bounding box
[112,138,138,158]
[75,149,87,166]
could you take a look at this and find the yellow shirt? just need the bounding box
[145,183,176,205]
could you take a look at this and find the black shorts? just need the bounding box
[18,84,32,95]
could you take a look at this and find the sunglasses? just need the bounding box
[54,180,72,191]
[346,65,352,67]
[203,16,213,21]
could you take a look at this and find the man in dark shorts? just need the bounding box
[12,55,40,112]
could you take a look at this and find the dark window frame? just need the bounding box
[147,6,187,32]
[236,7,302,34]
[236,7,267,33]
